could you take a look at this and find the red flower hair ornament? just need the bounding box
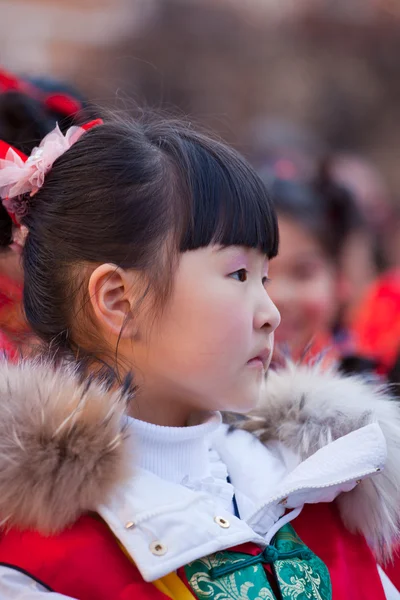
[0,119,102,226]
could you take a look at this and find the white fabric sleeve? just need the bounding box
[378,565,400,600]
[0,565,77,599]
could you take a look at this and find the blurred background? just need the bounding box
[0,0,399,383]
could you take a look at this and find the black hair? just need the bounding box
[265,163,363,261]
[19,115,278,357]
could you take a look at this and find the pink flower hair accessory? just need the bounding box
[0,118,103,224]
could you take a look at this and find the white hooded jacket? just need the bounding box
[0,360,398,598]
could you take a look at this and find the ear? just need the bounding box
[88,264,137,339]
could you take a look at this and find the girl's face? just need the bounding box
[119,245,280,425]
[268,216,338,359]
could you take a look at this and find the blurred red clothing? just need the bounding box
[352,269,400,374]
[0,273,29,359]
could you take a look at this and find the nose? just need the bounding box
[254,291,281,333]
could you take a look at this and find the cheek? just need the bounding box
[153,290,251,375]
[189,300,251,368]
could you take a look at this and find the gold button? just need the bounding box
[150,541,167,556]
[279,497,288,506]
[125,521,135,530]
[214,516,230,529]
[356,479,362,485]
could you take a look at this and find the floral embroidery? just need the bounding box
[186,552,274,599]
[275,561,324,600]
[272,525,331,600]
[184,525,331,600]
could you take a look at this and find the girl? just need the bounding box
[265,173,372,369]
[0,115,399,599]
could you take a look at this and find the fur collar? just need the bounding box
[0,360,133,534]
[238,362,400,561]
[0,359,399,562]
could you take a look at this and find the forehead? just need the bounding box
[276,216,328,259]
[212,244,269,260]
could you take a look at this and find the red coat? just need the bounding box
[0,503,392,600]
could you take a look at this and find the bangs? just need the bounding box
[178,139,279,258]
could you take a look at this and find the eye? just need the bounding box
[229,268,248,282]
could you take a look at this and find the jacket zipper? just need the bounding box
[248,466,379,526]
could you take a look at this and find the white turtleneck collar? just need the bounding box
[128,412,222,483]
[128,412,235,512]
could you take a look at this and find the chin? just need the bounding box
[224,380,265,415]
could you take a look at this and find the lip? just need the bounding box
[247,347,271,370]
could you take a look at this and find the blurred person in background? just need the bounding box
[0,67,90,357]
[260,163,374,374]
[248,120,378,335]
[329,154,400,388]
[330,151,395,268]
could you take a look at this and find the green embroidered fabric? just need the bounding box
[184,524,332,600]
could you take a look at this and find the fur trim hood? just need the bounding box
[0,360,133,534]
[239,362,400,561]
[0,359,399,561]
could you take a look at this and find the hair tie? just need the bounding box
[0,119,102,224]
